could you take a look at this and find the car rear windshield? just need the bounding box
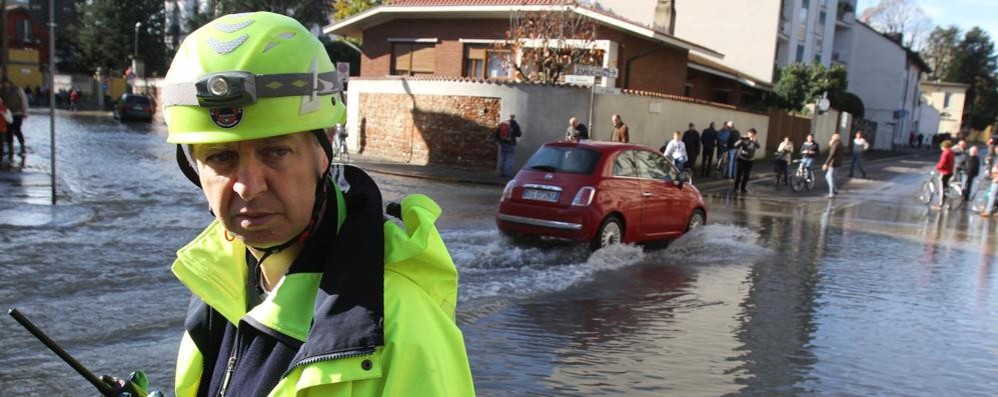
[524,146,601,175]
[124,96,151,105]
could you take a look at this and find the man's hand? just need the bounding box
[99,371,164,397]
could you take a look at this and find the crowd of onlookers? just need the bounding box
[933,135,998,216]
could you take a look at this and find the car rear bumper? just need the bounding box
[496,213,582,231]
[496,202,599,241]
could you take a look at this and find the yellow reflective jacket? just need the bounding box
[171,166,475,396]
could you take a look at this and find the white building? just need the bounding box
[593,0,857,85]
[845,22,928,149]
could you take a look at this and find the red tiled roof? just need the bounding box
[389,0,568,5]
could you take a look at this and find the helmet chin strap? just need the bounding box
[176,130,337,268]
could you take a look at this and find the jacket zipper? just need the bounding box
[218,326,242,397]
[280,346,376,379]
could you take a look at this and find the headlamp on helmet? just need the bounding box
[195,71,258,107]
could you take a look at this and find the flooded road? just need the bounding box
[1,111,996,396]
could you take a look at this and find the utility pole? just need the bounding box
[48,0,56,205]
[2,0,8,80]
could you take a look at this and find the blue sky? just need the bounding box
[857,0,998,44]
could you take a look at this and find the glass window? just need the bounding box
[486,50,510,78]
[819,11,826,26]
[796,44,805,62]
[524,146,602,175]
[944,92,952,109]
[465,45,511,79]
[613,151,638,177]
[635,150,677,180]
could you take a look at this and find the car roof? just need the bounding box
[542,140,655,153]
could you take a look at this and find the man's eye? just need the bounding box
[267,147,292,157]
[206,152,235,163]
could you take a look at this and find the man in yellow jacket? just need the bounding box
[161,12,475,396]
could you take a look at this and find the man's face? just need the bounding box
[612,116,619,125]
[959,140,967,148]
[192,132,328,247]
[807,135,814,142]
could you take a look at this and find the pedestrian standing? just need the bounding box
[496,113,522,177]
[849,130,869,178]
[917,133,924,149]
[964,145,980,201]
[775,136,793,185]
[733,128,760,194]
[565,117,588,141]
[610,114,629,143]
[822,133,843,198]
[726,121,740,178]
[716,122,731,177]
[682,123,700,174]
[0,97,10,161]
[0,78,28,158]
[932,140,956,209]
[983,154,998,217]
[662,130,688,170]
[68,88,79,111]
[700,121,717,177]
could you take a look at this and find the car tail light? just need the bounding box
[571,186,596,206]
[501,180,515,201]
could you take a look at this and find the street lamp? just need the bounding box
[134,22,142,59]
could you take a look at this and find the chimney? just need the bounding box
[653,0,676,35]
[886,32,904,45]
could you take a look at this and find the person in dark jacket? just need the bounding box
[822,133,843,198]
[716,123,731,178]
[495,113,523,177]
[732,128,760,194]
[726,121,740,178]
[964,145,981,201]
[682,123,700,174]
[700,121,717,177]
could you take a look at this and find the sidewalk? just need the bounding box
[348,149,922,192]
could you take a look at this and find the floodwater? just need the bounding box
[1,112,996,396]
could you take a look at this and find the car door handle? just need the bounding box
[641,192,652,197]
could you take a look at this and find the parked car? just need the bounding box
[112,93,155,122]
[496,140,706,250]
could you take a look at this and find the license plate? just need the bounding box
[522,188,559,202]
[132,106,144,111]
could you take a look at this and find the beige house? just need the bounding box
[919,81,968,137]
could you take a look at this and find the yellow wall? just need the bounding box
[6,48,42,89]
[920,82,968,137]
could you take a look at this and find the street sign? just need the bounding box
[595,86,621,95]
[573,65,619,78]
[564,74,596,86]
[336,62,350,83]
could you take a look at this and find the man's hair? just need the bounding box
[689,123,694,127]
[612,114,621,121]
[747,128,756,134]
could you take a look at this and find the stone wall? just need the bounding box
[358,92,500,168]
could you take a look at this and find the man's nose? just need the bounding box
[232,159,267,200]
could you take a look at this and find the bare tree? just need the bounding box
[859,0,932,50]
[495,1,601,84]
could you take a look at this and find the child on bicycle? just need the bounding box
[800,134,819,179]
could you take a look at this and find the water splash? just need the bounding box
[443,229,645,302]
[648,223,772,265]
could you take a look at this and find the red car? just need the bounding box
[496,140,706,250]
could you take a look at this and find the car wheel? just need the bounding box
[591,216,623,251]
[686,209,705,232]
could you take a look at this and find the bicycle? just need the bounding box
[790,159,816,192]
[918,170,963,209]
[773,153,791,187]
[970,179,996,213]
[713,148,729,178]
[332,124,349,163]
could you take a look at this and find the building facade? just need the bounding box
[845,22,928,149]
[919,81,969,137]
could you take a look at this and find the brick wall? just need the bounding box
[361,19,508,77]
[358,93,500,168]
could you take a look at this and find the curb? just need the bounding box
[694,152,922,192]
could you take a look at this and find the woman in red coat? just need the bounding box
[933,140,956,209]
